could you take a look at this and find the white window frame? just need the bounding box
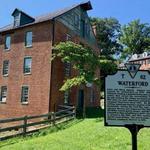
[0,86,7,103]
[24,57,32,75]
[21,86,29,104]
[4,35,11,50]
[25,31,32,48]
[3,60,9,76]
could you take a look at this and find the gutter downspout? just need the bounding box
[49,18,55,113]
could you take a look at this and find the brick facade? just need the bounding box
[129,53,150,70]
[0,22,52,118]
[50,21,100,111]
[0,2,100,119]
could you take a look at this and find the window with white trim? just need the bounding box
[14,14,20,27]
[0,86,7,103]
[3,60,9,76]
[21,86,29,103]
[5,35,11,50]
[24,57,32,74]
[25,31,32,47]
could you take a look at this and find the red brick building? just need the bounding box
[0,1,100,119]
[128,52,150,70]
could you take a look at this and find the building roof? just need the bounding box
[0,1,92,33]
[12,8,35,20]
[129,52,150,62]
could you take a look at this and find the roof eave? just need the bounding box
[80,1,92,10]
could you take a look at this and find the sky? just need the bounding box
[0,0,150,28]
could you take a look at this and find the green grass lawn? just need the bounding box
[0,118,150,150]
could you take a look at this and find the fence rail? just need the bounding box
[0,105,76,141]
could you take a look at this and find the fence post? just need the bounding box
[48,112,51,124]
[23,115,27,136]
[51,112,56,126]
[73,106,76,119]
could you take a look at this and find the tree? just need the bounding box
[52,42,101,91]
[90,17,119,91]
[99,55,118,91]
[120,20,150,58]
[90,17,123,56]
[52,42,117,117]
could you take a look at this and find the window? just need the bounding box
[74,14,80,29]
[66,34,71,41]
[3,60,9,76]
[141,61,143,65]
[85,23,90,36]
[5,35,11,50]
[21,86,29,103]
[90,88,95,103]
[0,86,7,103]
[25,31,32,47]
[64,90,70,104]
[64,62,71,77]
[24,57,32,74]
[14,14,20,27]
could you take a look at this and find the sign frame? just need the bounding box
[104,66,150,128]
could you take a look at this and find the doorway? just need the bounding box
[78,89,84,109]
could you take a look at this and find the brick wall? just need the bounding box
[0,19,100,119]
[50,20,100,111]
[0,21,52,118]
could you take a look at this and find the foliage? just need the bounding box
[52,41,101,91]
[90,17,123,56]
[100,56,118,77]
[1,119,150,150]
[120,19,150,58]
[100,57,118,91]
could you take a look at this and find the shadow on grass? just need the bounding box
[76,107,104,119]
[86,107,104,118]
[0,119,83,148]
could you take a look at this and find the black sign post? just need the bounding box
[125,125,143,150]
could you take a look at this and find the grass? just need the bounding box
[0,117,150,150]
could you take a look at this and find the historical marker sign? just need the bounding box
[105,64,150,127]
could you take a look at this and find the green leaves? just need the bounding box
[60,76,86,91]
[90,17,123,56]
[120,20,150,58]
[53,42,101,91]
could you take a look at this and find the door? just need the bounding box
[78,90,84,109]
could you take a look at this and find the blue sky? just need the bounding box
[0,0,150,28]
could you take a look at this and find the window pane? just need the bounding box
[66,34,71,41]
[85,23,90,36]
[64,62,71,77]
[5,35,11,50]
[64,90,69,104]
[14,14,20,27]
[3,60,9,76]
[0,86,7,102]
[21,86,29,103]
[74,14,80,29]
[24,57,32,74]
[25,32,32,47]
